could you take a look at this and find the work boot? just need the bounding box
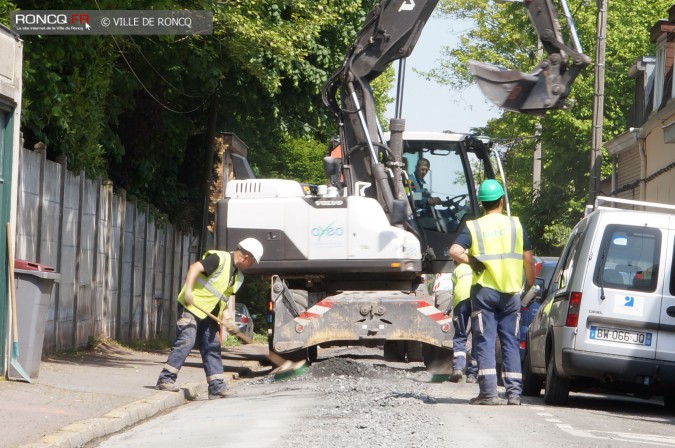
[469,395,503,405]
[507,396,521,406]
[465,375,477,384]
[156,381,179,392]
[208,388,238,400]
[449,369,464,383]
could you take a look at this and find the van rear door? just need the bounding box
[655,216,675,362]
[575,216,665,360]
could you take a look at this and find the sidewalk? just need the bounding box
[0,341,270,448]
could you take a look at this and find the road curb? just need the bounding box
[11,350,261,448]
[17,381,207,448]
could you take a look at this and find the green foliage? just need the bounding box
[0,0,15,26]
[20,34,119,177]
[234,274,271,334]
[11,0,387,229]
[16,0,665,256]
[267,136,328,184]
[432,0,672,253]
[372,66,396,130]
[223,332,268,347]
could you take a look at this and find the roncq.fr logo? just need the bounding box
[15,13,90,26]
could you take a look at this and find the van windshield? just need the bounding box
[595,225,660,292]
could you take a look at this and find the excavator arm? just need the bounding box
[322,0,590,225]
[322,0,439,228]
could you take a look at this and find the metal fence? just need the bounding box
[15,146,195,353]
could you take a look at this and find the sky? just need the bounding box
[384,14,501,134]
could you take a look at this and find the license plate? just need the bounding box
[589,326,652,346]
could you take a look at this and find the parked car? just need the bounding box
[522,197,675,410]
[234,303,256,340]
[519,256,559,361]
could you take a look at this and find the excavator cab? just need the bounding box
[394,132,497,273]
[403,139,481,234]
[469,0,591,115]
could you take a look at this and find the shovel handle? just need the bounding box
[6,223,18,340]
[191,302,253,344]
[191,302,291,367]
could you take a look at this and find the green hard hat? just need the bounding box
[478,179,504,202]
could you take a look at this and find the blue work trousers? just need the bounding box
[470,285,522,399]
[158,304,226,395]
[452,299,478,377]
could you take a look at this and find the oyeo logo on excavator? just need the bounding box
[311,223,344,240]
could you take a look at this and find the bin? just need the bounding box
[10,259,60,380]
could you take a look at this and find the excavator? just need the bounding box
[215,0,589,364]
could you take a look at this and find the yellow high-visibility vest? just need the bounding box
[451,263,473,307]
[467,214,524,293]
[177,250,243,319]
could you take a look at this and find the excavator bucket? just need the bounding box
[470,0,591,115]
[469,60,556,116]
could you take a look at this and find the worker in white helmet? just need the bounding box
[156,238,263,399]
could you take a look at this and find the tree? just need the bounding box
[7,0,400,332]
[428,0,672,253]
[9,0,390,229]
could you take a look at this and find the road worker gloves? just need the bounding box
[221,308,252,343]
[467,255,486,275]
[223,317,239,335]
[221,309,239,336]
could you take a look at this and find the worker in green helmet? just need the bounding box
[449,179,535,406]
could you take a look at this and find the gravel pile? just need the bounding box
[274,347,449,448]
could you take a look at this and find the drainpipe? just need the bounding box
[638,138,647,203]
[610,155,616,194]
[629,128,646,205]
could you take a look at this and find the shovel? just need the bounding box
[6,223,31,382]
[191,302,307,375]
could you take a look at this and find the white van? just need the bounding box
[523,197,675,409]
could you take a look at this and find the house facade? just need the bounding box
[606,6,675,206]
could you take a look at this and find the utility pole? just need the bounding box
[533,120,542,203]
[532,42,543,203]
[588,0,608,206]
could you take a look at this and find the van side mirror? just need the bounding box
[533,277,546,303]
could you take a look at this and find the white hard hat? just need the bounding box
[238,238,263,263]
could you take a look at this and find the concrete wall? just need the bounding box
[15,146,196,353]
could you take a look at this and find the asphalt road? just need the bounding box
[92,346,675,448]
